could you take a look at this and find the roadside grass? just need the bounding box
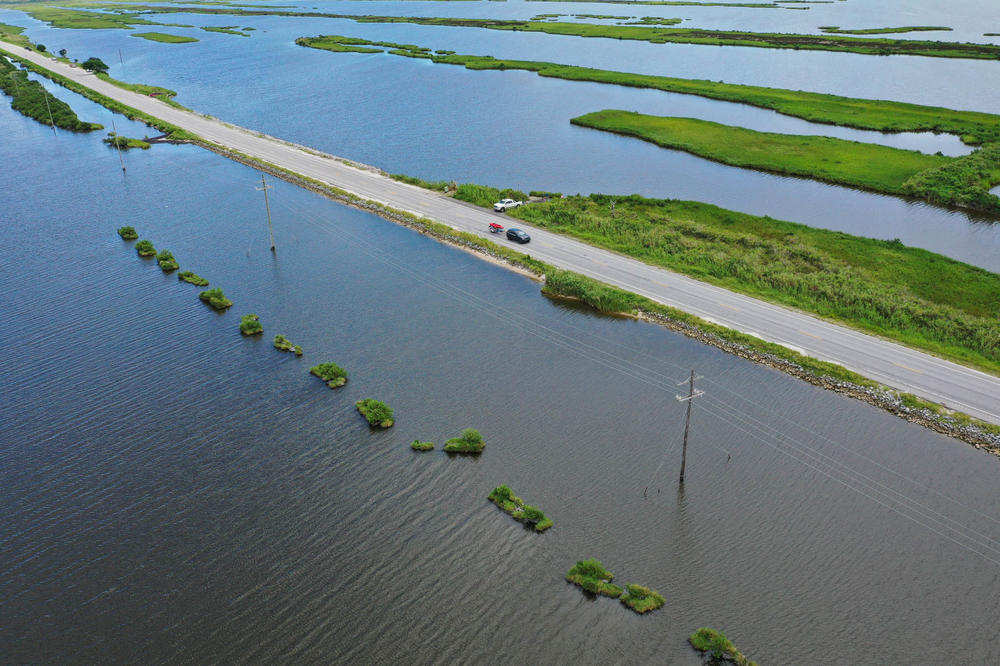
[571,110,952,195]
[501,194,1000,373]
[131,32,198,44]
[296,36,1000,145]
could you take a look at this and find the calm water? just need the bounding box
[3,83,1000,664]
[2,0,1000,271]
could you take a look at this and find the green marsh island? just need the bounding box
[239,314,262,336]
[565,559,622,598]
[134,239,156,257]
[156,249,179,271]
[274,334,303,355]
[199,287,232,310]
[488,484,553,531]
[310,362,348,387]
[178,271,208,287]
[104,133,150,150]
[130,32,198,44]
[619,584,665,613]
[356,399,394,428]
[410,440,434,451]
[117,226,138,240]
[689,627,758,665]
[443,428,485,453]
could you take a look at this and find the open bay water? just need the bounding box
[3,87,1000,663]
[2,1,1000,271]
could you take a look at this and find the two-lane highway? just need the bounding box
[7,43,998,425]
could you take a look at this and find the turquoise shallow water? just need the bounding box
[3,77,1000,663]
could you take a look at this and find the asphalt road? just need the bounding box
[8,44,999,425]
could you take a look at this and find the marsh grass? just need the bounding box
[274,334,303,355]
[199,287,232,310]
[178,271,208,286]
[443,427,485,453]
[310,361,348,386]
[507,195,1000,373]
[356,399,394,427]
[117,226,138,240]
[239,314,262,335]
[134,239,156,257]
[689,627,757,665]
[156,249,179,270]
[488,484,553,531]
[620,583,665,613]
[571,110,951,195]
[566,559,622,598]
[410,440,434,451]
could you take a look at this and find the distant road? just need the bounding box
[7,44,999,425]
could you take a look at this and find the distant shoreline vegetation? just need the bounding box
[819,25,952,35]
[130,32,198,44]
[296,36,1000,145]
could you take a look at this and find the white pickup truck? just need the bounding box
[493,198,523,212]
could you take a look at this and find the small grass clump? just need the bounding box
[410,440,434,451]
[453,183,528,208]
[274,334,303,355]
[103,133,151,150]
[178,271,208,286]
[566,559,622,598]
[620,583,665,614]
[134,239,156,257]
[488,484,553,531]
[239,314,262,336]
[310,361,348,387]
[130,32,199,44]
[117,226,138,240]
[356,399,394,428]
[156,249,179,271]
[199,287,232,310]
[443,428,485,453]
[689,628,757,665]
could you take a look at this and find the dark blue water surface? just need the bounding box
[3,73,1000,664]
[2,0,999,270]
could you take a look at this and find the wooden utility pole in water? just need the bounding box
[676,369,704,484]
[256,173,275,252]
[111,116,125,172]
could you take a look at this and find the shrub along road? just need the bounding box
[6,43,997,425]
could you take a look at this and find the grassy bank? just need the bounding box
[571,110,952,195]
[501,194,1000,373]
[296,36,1000,144]
[131,32,198,44]
[0,56,102,131]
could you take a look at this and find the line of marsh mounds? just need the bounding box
[565,559,665,614]
[488,484,552,531]
[570,110,1000,214]
[296,35,1000,146]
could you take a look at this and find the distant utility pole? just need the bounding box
[111,116,125,173]
[256,173,275,252]
[676,370,704,484]
[41,86,57,137]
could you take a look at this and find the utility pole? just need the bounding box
[676,370,704,484]
[110,116,126,172]
[41,86,57,137]
[256,173,275,252]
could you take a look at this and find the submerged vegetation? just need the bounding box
[488,484,553,531]
[689,628,758,665]
[443,428,485,453]
[274,334,302,355]
[0,56,102,131]
[156,249,178,271]
[566,559,622,597]
[239,314,262,336]
[178,271,208,286]
[117,225,138,240]
[410,440,434,451]
[356,399,394,428]
[296,36,1000,145]
[619,583,665,613]
[310,361,348,387]
[570,110,986,204]
[199,287,232,310]
[134,239,156,256]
